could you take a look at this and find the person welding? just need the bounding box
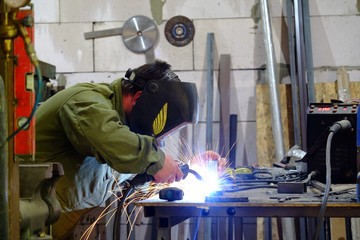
[34,60,223,239]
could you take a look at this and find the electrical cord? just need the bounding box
[193,213,201,240]
[313,119,351,240]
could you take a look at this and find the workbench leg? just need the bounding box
[228,217,234,240]
[157,228,171,240]
[234,217,243,240]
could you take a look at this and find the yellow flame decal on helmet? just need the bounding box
[153,103,168,135]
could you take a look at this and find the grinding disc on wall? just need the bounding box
[164,15,195,47]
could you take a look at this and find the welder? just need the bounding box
[34,60,222,240]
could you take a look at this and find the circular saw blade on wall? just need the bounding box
[164,15,195,47]
[122,15,159,53]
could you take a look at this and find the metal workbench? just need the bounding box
[135,185,360,239]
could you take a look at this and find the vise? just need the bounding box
[19,162,63,239]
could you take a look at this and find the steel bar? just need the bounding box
[206,33,214,150]
[285,0,301,147]
[219,54,231,158]
[294,0,308,150]
[229,114,237,167]
[205,32,214,240]
[302,0,315,104]
[260,0,285,161]
[84,27,122,40]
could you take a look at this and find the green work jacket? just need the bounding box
[35,79,165,211]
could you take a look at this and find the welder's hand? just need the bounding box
[192,150,227,172]
[153,153,183,184]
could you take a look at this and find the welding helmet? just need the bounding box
[126,68,199,146]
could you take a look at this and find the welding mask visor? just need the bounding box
[129,79,199,146]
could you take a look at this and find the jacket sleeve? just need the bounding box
[58,89,165,176]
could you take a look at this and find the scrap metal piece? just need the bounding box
[270,196,300,203]
[277,181,307,193]
[164,15,195,47]
[205,196,249,203]
[84,27,123,40]
[122,15,159,53]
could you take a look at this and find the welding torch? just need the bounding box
[125,163,203,187]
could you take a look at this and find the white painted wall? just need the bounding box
[30,0,360,239]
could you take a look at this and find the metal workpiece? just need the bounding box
[19,162,64,238]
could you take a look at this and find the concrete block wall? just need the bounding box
[30,0,360,239]
[32,0,360,167]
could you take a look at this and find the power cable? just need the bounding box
[313,119,351,240]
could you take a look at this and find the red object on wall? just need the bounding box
[13,9,35,156]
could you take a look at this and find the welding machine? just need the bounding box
[306,102,360,183]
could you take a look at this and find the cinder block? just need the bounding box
[176,70,257,122]
[56,72,124,88]
[193,18,267,70]
[60,0,152,23]
[231,70,257,121]
[311,16,360,67]
[32,0,59,23]
[153,23,193,71]
[310,0,359,16]
[163,0,256,19]
[35,23,93,73]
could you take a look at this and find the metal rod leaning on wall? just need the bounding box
[261,2,296,239]
[294,0,308,150]
[205,32,214,240]
[206,33,214,151]
[0,75,9,240]
[286,0,301,147]
[302,0,315,104]
[260,0,285,162]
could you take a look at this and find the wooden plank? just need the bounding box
[330,218,346,240]
[256,84,294,167]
